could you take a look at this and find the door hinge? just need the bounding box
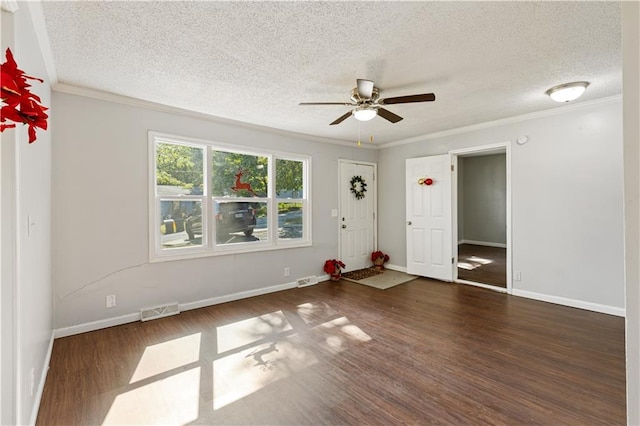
[452,257,455,264]
[451,164,454,171]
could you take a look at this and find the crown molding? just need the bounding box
[25,1,58,85]
[52,81,621,152]
[53,83,376,150]
[379,95,623,149]
[1,0,18,13]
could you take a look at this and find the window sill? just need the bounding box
[149,240,312,263]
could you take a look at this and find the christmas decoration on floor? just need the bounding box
[324,259,345,281]
[371,251,390,270]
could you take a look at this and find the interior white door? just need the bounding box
[339,162,375,272]
[406,155,452,281]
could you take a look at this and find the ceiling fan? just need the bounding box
[299,79,436,125]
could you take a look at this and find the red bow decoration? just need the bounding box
[1,48,48,143]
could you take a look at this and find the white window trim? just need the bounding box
[148,131,311,262]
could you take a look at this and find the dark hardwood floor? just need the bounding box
[37,278,626,425]
[458,243,507,287]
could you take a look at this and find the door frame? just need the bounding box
[450,141,512,294]
[338,159,378,268]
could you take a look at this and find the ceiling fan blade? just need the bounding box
[357,79,374,99]
[330,111,353,126]
[299,102,352,106]
[380,93,436,105]
[377,107,403,123]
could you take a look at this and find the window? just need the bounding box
[149,132,310,261]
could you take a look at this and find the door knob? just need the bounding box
[342,225,347,229]
[407,221,412,225]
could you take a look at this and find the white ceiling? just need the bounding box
[38,1,621,145]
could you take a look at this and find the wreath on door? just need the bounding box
[350,175,367,200]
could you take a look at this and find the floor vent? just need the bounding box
[140,302,180,322]
[297,276,319,287]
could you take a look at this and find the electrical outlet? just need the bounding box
[106,294,116,308]
[284,267,290,277]
[514,272,522,281]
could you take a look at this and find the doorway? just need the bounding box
[452,143,511,293]
[338,160,377,272]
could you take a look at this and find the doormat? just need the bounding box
[342,268,382,281]
[342,268,418,290]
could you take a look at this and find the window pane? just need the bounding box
[160,200,203,248]
[278,202,303,240]
[215,200,267,245]
[156,143,204,196]
[211,151,268,198]
[276,159,303,199]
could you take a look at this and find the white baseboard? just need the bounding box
[30,330,55,425]
[180,281,298,312]
[54,281,301,338]
[459,240,507,249]
[512,289,626,317]
[54,312,141,338]
[456,279,508,293]
[385,263,407,273]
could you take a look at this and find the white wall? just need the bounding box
[0,8,17,424]
[378,99,624,313]
[622,2,640,423]
[1,3,54,424]
[51,92,376,330]
[459,154,506,245]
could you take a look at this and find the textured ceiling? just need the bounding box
[39,1,621,145]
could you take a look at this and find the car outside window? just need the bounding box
[149,132,310,261]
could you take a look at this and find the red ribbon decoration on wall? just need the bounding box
[0,48,49,143]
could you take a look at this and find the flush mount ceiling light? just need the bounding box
[546,81,590,103]
[352,107,377,121]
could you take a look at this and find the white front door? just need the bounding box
[406,155,452,281]
[339,161,376,272]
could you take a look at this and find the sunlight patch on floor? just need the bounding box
[105,367,200,425]
[211,307,373,410]
[212,337,318,410]
[130,333,201,383]
[458,256,494,271]
[312,316,372,354]
[297,302,338,325]
[217,310,293,354]
[458,262,480,270]
[467,256,493,265]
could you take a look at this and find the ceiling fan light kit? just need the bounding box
[546,81,589,103]
[299,79,436,126]
[353,107,377,121]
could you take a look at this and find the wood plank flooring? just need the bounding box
[37,278,626,425]
[458,243,507,287]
